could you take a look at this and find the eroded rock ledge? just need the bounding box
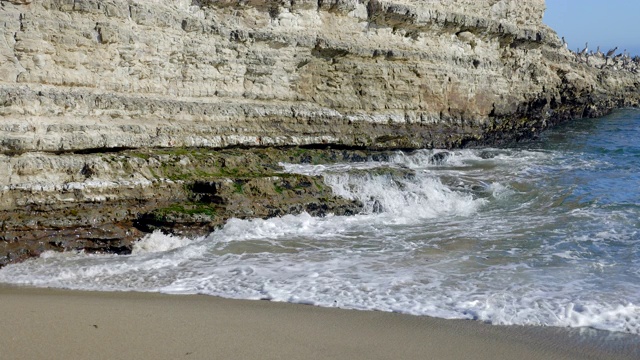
[0,147,372,266]
[1,0,639,264]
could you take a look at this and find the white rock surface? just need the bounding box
[1,0,636,155]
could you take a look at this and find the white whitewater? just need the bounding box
[2,110,640,336]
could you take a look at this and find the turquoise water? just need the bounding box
[1,109,639,335]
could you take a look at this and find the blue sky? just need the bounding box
[544,0,640,56]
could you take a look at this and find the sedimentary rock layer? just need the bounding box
[0,0,639,263]
[2,0,637,154]
[0,147,368,266]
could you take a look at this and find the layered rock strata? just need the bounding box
[1,0,639,264]
[2,0,638,153]
[0,147,369,266]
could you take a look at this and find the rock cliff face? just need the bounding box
[1,0,639,264]
[2,0,637,153]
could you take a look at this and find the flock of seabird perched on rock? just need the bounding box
[562,37,640,73]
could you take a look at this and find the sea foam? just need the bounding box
[1,146,640,335]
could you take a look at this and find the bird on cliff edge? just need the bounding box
[579,42,589,56]
[606,47,618,58]
[595,46,603,58]
[604,47,618,67]
[578,43,589,65]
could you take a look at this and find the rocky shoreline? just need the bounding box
[0,147,389,266]
[1,0,640,265]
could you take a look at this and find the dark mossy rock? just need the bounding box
[0,147,373,266]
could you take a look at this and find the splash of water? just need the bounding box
[1,143,640,335]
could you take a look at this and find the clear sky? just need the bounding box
[544,0,640,56]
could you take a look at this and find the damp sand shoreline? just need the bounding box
[0,285,638,360]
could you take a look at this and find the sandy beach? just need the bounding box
[0,286,638,360]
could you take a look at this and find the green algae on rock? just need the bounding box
[0,147,373,266]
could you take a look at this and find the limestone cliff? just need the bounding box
[2,0,637,153]
[0,0,639,264]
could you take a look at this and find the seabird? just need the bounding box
[579,42,589,55]
[577,43,589,64]
[604,47,618,67]
[595,46,603,57]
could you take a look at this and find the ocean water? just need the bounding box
[2,109,640,336]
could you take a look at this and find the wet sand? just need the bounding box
[0,286,638,360]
